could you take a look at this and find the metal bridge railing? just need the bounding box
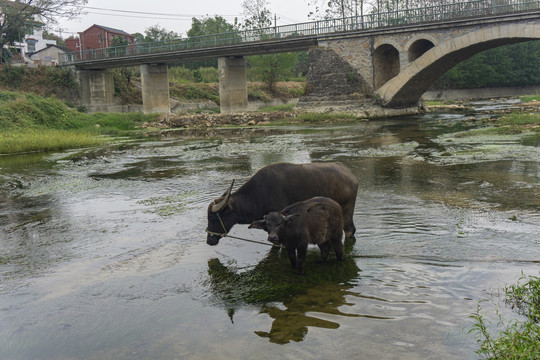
[59,0,540,65]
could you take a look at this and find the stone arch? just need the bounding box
[373,44,400,89]
[408,39,435,62]
[376,24,540,108]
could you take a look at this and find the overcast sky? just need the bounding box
[56,0,313,38]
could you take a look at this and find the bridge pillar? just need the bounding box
[141,64,170,114]
[78,69,115,113]
[218,57,248,114]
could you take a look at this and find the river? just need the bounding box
[1,106,539,359]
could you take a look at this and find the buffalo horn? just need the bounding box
[211,180,235,213]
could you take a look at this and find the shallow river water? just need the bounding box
[1,110,539,359]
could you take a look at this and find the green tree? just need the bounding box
[435,41,540,89]
[187,16,238,38]
[248,52,300,93]
[241,0,272,31]
[135,24,180,43]
[241,0,302,92]
[42,29,65,46]
[185,16,240,69]
[0,0,87,63]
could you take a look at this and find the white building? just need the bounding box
[13,22,57,63]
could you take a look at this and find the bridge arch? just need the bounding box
[373,44,400,89]
[408,39,435,62]
[376,24,540,107]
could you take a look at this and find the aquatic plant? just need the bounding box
[469,273,540,359]
[137,192,197,217]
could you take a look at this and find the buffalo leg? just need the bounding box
[341,201,356,238]
[318,242,331,262]
[332,236,344,261]
[296,246,307,274]
[286,246,297,269]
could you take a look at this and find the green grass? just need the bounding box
[454,113,540,138]
[470,273,540,359]
[425,100,457,106]
[295,112,357,122]
[169,83,219,103]
[520,94,540,102]
[258,103,296,112]
[0,91,158,155]
[0,129,107,154]
[497,112,540,127]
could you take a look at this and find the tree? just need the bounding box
[0,0,87,62]
[187,16,238,38]
[434,41,540,89]
[185,16,239,69]
[307,0,368,20]
[241,0,272,31]
[42,29,65,46]
[248,52,298,93]
[134,24,180,44]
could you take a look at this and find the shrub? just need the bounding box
[169,83,219,103]
[470,273,540,359]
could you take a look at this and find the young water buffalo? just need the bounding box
[206,162,358,246]
[249,197,344,274]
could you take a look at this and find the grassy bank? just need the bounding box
[0,91,157,155]
[456,112,540,138]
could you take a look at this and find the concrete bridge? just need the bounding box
[60,0,540,114]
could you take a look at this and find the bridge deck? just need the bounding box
[61,0,540,69]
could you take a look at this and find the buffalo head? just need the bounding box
[249,212,299,245]
[206,180,235,245]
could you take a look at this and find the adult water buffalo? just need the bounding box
[206,162,358,245]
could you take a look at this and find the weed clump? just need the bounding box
[470,273,540,359]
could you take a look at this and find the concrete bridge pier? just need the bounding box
[218,57,248,114]
[78,69,115,113]
[141,64,170,114]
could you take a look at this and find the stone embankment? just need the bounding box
[142,100,539,129]
[144,112,299,129]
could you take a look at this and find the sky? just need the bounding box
[55,0,313,38]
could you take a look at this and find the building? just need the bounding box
[15,22,57,59]
[28,44,69,66]
[65,24,135,53]
[0,1,56,64]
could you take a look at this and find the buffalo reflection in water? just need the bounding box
[207,240,364,344]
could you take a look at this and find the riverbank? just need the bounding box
[1,89,539,155]
[143,97,540,129]
[0,91,158,155]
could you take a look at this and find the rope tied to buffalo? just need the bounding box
[205,212,284,249]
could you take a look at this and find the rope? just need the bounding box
[206,212,284,249]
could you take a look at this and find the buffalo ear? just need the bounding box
[282,213,299,223]
[249,219,266,230]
